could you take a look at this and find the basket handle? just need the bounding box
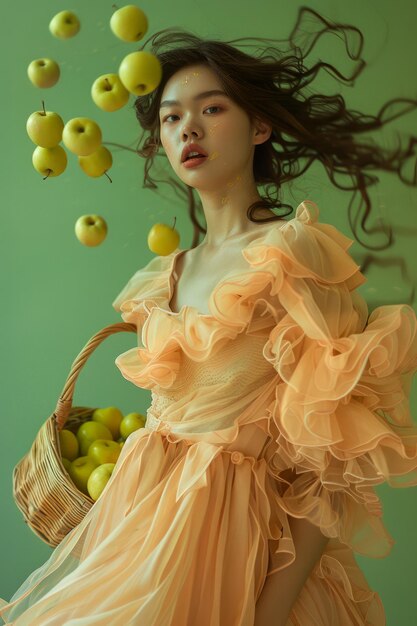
[53,322,137,430]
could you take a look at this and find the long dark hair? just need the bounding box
[130,6,417,251]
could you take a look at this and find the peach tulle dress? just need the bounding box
[1,200,417,625]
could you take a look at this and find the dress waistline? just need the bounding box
[145,410,271,462]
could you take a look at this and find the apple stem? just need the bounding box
[43,169,52,181]
[173,216,177,229]
[112,3,119,9]
[41,100,46,116]
[104,171,113,183]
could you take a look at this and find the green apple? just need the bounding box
[32,145,67,178]
[49,10,80,39]
[92,407,123,440]
[61,457,72,472]
[78,146,113,179]
[58,428,79,461]
[87,439,121,465]
[76,420,113,457]
[110,5,148,42]
[27,58,60,88]
[148,222,180,255]
[91,73,129,112]
[68,456,98,496]
[120,412,146,439]
[87,463,115,501]
[75,215,108,247]
[118,51,162,96]
[26,106,64,148]
[62,117,102,156]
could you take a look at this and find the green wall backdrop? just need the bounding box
[1,1,417,623]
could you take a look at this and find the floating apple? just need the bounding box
[32,145,68,179]
[26,103,64,148]
[76,420,113,457]
[118,51,162,96]
[62,117,102,156]
[49,10,80,39]
[92,407,124,440]
[68,456,98,496]
[110,5,148,42]
[148,221,180,255]
[120,412,146,439]
[87,439,121,466]
[78,146,113,180]
[91,73,129,112]
[87,463,115,501]
[58,429,79,461]
[75,214,108,247]
[27,58,60,88]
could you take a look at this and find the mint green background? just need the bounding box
[1,1,417,623]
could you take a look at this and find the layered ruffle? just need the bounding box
[111,226,284,390]
[254,201,417,558]
[113,308,243,389]
[112,252,174,327]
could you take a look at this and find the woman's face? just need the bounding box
[158,63,263,192]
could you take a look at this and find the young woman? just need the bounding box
[2,7,417,625]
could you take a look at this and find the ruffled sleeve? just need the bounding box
[112,252,177,326]
[247,200,417,558]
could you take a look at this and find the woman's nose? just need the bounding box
[182,122,201,139]
[182,129,200,139]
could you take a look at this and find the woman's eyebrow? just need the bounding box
[159,90,228,109]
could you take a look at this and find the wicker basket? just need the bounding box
[12,321,137,548]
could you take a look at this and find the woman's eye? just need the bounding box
[163,106,221,123]
[204,106,221,115]
[165,114,179,122]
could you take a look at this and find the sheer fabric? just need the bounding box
[1,200,416,625]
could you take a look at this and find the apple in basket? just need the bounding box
[58,428,79,461]
[87,463,116,501]
[76,421,113,457]
[120,412,146,439]
[68,456,99,496]
[62,457,72,473]
[87,439,121,465]
[92,406,123,440]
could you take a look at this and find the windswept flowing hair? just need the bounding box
[130,6,417,251]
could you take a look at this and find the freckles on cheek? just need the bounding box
[208,122,221,134]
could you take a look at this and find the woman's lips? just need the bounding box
[182,155,208,168]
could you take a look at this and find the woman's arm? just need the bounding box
[254,516,330,626]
